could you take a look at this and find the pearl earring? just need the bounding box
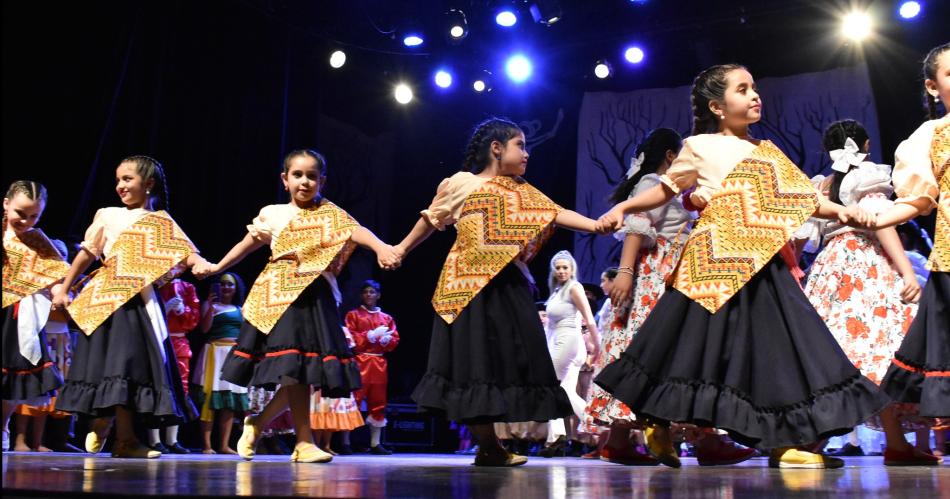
[146,189,150,195]
[719,114,725,120]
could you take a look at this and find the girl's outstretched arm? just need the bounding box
[193,233,266,279]
[598,184,675,231]
[351,226,401,270]
[393,217,436,259]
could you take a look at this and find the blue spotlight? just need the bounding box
[505,54,533,83]
[899,1,921,19]
[496,10,518,27]
[434,70,453,89]
[624,46,645,64]
[403,34,424,47]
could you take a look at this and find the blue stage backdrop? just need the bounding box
[573,64,881,282]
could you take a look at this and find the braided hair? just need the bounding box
[462,117,523,173]
[690,64,747,135]
[609,128,683,204]
[822,120,870,205]
[122,155,170,212]
[923,42,949,119]
[5,180,48,204]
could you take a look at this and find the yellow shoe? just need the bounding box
[290,442,333,463]
[768,447,844,469]
[237,415,262,461]
[111,439,161,459]
[84,418,112,454]
[644,425,681,468]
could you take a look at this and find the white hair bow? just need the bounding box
[626,152,645,179]
[829,137,867,173]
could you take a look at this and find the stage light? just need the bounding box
[445,9,469,41]
[594,60,612,79]
[403,34,424,47]
[473,70,494,93]
[899,1,921,19]
[394,83,414,104]
[329,50,346,69]
[505,54,533,83]
[624,46,645,64]
[841,11,872,41]
[529,1,562,26]
[496,10,518,27]
[434,70,453,89]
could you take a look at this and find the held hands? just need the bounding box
[377,245,403,271]
[51,287,71,311]
[597,207,626,233]
[192,261,220,280]
[838,205,877,229]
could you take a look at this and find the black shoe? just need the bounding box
[830,443,865,456]
[337,444,353,455]
[369,444,393,455]
[167,442,190,454]
[149,442,170,454]
[539,436,567,458]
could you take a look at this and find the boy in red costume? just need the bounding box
[345,280,399,455]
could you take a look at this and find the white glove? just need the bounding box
[379,334,393,346]
[165,297,185,315]
[367,325,389,343]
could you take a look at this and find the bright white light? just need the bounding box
[450,25,465,38]
[496,11,518,27]
[434,70,453,88]
[841,11,873,41]
[403,35,424,47]
[394,84,414,104]
[329,50,346,69]
[473,80,486,92]
[594,63,611,79]
[624,46,645,64]
[899,1,921,19]
[505,54,533,83]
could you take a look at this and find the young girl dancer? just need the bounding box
[801,120,939,465]
[877,42,950,423]
[2,181,68,451]
[194,149,399,463]
[594,65,889,468]
[394,117,606,466]
[53,156,203,458]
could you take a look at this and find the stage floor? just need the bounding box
[2,452,947,498]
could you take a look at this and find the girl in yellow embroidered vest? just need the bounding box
[2,181,67,450]
[393,118,606,467]
[52,156,205,459]
[877,43,950,422]
[192,149,399,464]
[594,65,890,469]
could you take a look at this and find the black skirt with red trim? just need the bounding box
[881,271,950,418]
[220,276,361,397]
[55,293,197,427]
[411,264,574,424]
[594,254,890,449]
[2,303,63,401]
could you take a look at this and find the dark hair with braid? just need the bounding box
[690,64,747,135]
[822,120,870,206]
[923,42,949,119]
[462,117,523,173]
[5,180,48,204]
[609,128,683,203]
[283,149,328,175]
[122,155,170,212]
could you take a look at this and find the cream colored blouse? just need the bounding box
[80,207,151,260]
[659,134,761,209]
[892,116,949,215]
[420,171,489,230]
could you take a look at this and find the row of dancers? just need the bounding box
[2,41,948,467]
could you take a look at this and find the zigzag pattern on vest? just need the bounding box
[928,120,949,272]
[672,141,819,313]
[68,211,196,335]
[433,176,561,324]
[243,202,357,334]
[2,228,69,308]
